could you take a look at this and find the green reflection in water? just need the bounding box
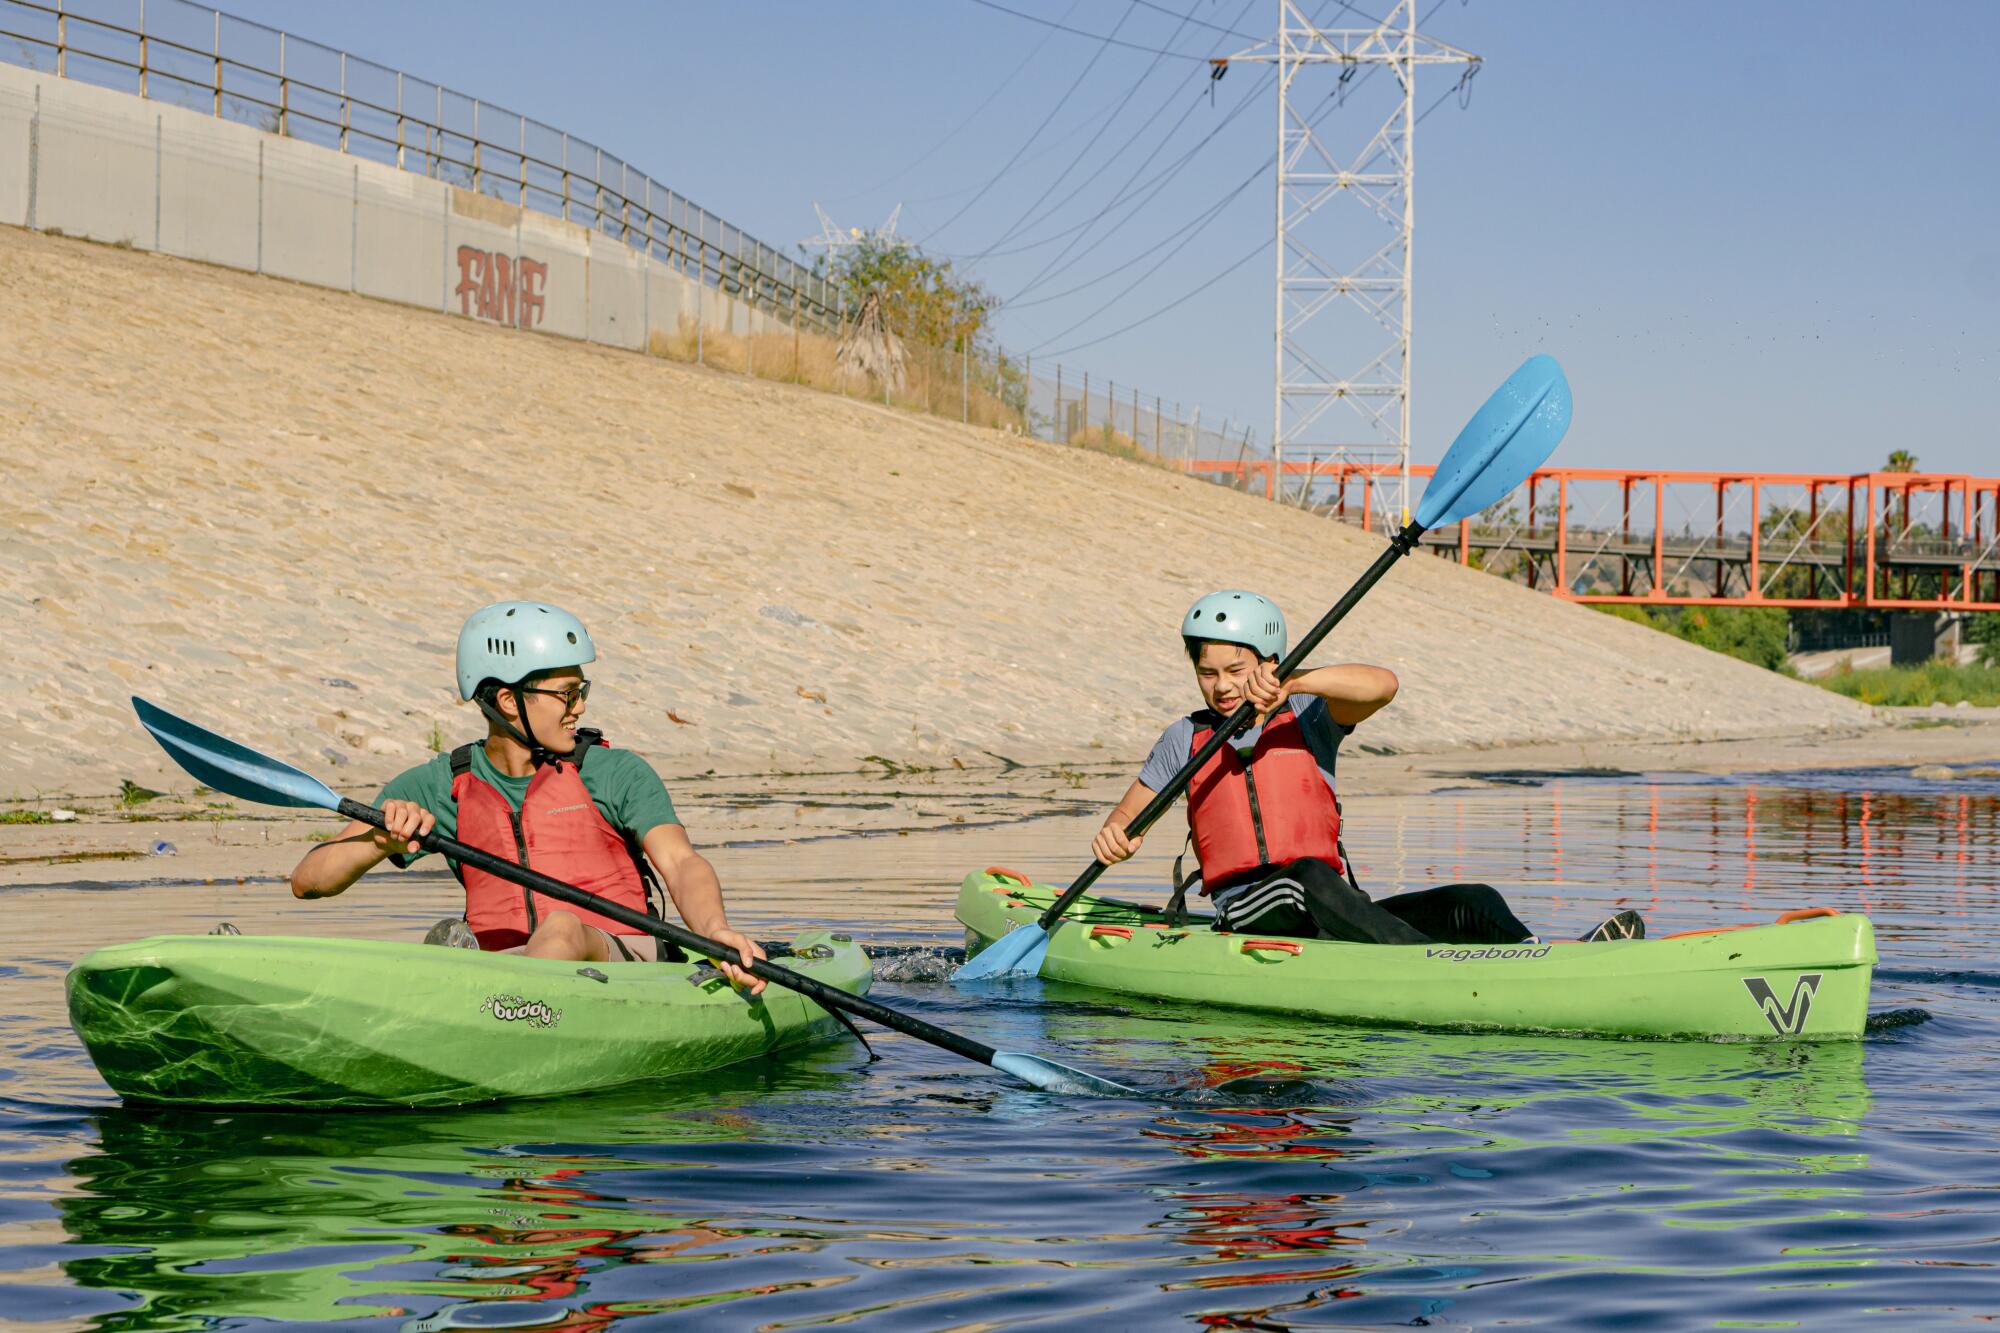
[51,982,1881,1330]
[1031,983,1871,1143]
[1028,991,1877,1326]
[57,1059,854,1330]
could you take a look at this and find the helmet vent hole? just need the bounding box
[566,632,577,644]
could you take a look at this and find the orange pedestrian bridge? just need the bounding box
[1186,461,2000,613]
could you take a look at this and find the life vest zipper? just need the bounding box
[507,806,537,928]
[1242,763,1270,866]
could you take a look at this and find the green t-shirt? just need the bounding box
[377,742,679,867]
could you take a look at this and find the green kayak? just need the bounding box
[67,929,871,1107]
[957,869,1876,1040]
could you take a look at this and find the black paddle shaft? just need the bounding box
[333,797,1001,1067]
[1035,520,1426,931]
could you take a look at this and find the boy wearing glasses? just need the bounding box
[288,600,765,989]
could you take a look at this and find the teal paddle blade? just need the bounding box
[992,1050,1133,1097]
[132,696,343,812]
[954,921,1049,980]
[1416,354,1572,529]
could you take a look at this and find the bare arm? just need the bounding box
[640,822,768,993]
[1090,777,1159,866]
[1256,662,1399,728]
[290,800,436,899]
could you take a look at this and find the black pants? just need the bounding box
[1212,858,1531,945]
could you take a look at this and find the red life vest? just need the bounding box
[1185,706,1343,895]
[449,737,652,951]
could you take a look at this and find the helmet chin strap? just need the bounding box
[476,685,574,769]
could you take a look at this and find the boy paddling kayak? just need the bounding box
[289,601,766,990]
[1090,590,1644,946]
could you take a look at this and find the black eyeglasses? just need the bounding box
[518,679,592,710]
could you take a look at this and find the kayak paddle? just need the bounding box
[130,696,1133,1098]
[955,353,1574,980]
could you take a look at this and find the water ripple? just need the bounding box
[1,769,1996,1326]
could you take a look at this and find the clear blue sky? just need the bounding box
[265,1,1998,476]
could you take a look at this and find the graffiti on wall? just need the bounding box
[455,246,548,329]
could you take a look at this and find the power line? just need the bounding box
[1008,149,1263,311]
[962,0,1216,60]
[904,78,1171,212]
[928,2,1381,261]
[1127,0,1265,41]
[1026,168,1259,353]
[919,2,1142,244]
[929,53,1265,263]
[823,0,1083,205]
[1000,0,1263,294]
[1040,235,1268,359]
[1008,9,1270,301]
[1005,0,1352,307]
[1031,62,1473,359]
[956,1,1206,262]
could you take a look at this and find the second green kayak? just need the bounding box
[958,868,1875,1040]
[67,929,872,1107]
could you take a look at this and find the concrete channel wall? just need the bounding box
[0,62,789,352]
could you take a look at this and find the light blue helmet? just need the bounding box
[455,601,596,700]
[1181,590,1286,661]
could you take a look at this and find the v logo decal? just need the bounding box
[1742,973,1823,1036]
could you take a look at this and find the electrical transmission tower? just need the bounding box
[1226,1,1478,521]
[800,201,905,266]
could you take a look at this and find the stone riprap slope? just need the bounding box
[0,227,1873,797]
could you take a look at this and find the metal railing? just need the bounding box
[1,0,1268,460]
[0,0,843,330]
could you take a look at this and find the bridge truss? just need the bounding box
[1181,463,2000,612]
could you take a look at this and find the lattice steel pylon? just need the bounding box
[1225,1,1478,520]
[800,202,904,265]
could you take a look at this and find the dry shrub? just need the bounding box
[648,314,1026,432]
[1067,423,1170,469]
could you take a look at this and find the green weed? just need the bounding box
[1594,603,1793,672]
[1816,660,2000,708]
[117,780,165,808]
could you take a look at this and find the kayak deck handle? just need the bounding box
[986,866,1035,890]
[1241,939,1304,956]
[1088,925,1134,940]
[1663,906,1843,941]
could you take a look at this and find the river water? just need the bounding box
[2,764,1996,1328]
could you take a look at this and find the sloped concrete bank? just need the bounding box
[0,226,1891,802]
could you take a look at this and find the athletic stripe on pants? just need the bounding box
[1217,877,1309,930]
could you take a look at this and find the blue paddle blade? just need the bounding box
[132,696,343,812]
[1415,354,1572,529]
[992,1050,1134,1097]
[953,922,1050,980]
